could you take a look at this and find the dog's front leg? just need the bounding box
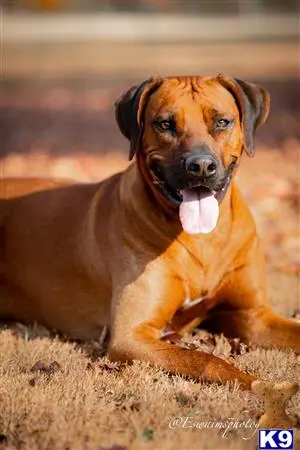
[109,271,257,389]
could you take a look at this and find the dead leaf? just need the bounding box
[29,377,36,387]
[47,361,62,374]
[101,446,127,450]
[181,330,217,354]
[30,360,48,373]
[227,338,250,355]
[97,361,122,372]
[30,360,62,376]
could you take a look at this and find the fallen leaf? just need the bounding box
[29,377,36,387]
[47,361,62,374]
[97,361,122,372]
[101,446,127,450]
[30,360,48,373]
[227,338,250,356]
[30,360,62,375]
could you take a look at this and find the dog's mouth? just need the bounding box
[150,161,225,205]
[150,160,237,235]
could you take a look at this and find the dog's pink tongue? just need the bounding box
[179,189,219,234]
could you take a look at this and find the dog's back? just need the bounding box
[0,177,77,200]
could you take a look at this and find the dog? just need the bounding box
[0,74,299,390]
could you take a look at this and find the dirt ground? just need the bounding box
[0,69,300,448]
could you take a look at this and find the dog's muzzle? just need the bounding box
[150,152,236,206]
[150,153,237,234]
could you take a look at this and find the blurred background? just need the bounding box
[1,1,299,299]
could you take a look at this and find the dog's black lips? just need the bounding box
[150,160,237,208]
[150,161,182,206]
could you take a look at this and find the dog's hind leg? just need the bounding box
[206,237,300,353]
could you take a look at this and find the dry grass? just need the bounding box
[0,326,299,450]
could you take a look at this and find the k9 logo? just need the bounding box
[258,429,294,449]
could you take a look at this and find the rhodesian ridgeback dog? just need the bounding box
[0,75,299,390]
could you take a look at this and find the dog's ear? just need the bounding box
[115,77,163,161]
[217,74,270,157]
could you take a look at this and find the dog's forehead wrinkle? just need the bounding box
[150,82,237,122]
[164,75,206,85]
[149,96,203,124]
[155,78,202,101]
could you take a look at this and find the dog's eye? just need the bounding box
[214,118,231,130]
[155,120,174,132]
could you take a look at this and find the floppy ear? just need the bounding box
[217,74,270,157]
[115,77,163,161]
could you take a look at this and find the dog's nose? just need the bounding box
[185,154,217,178]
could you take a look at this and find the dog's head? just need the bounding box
[115,75,270,234]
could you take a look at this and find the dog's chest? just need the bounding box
[167,235,231,299]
